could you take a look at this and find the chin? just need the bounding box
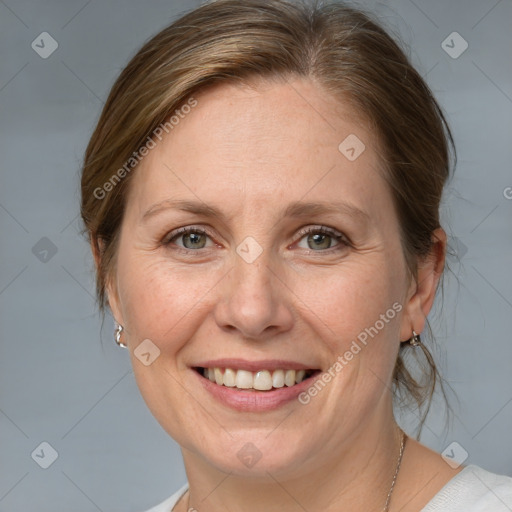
[197,432,314,479]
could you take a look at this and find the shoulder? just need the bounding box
[421,465,512,512]
[140,483,189,512]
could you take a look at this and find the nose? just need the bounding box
[213,253,294,340]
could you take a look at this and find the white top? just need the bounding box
[143,465,512,511]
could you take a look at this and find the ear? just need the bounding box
[90,237,124,326]
[91,236,103,270]
[399,228,446,342]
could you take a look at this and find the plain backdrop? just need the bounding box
[0,0,511,510]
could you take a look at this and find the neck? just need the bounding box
[180,410,404,512]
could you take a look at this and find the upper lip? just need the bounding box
[192,358,320,372]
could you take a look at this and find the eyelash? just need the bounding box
[162,225,349,255]
[294,226,348,251]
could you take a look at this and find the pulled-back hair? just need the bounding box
[80,0,455,427]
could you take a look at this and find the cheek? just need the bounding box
[117,252,222,354]
[116,254,222,437]
[294,260,402,340]
[292,257,405,402]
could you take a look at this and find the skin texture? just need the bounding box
[99,77,459,511]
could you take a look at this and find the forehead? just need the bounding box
[126,77,392,225]
[162,78,373,165]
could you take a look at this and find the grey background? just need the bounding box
[0,0,511,510]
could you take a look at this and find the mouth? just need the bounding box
[193,367,321,392]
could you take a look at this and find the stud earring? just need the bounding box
[114,322,127,348]
[408,330,421,347]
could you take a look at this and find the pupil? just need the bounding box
[308,233,330,250]
[185,232,205,249]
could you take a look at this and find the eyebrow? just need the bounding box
[141,198,370,224]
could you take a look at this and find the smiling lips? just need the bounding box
[193,360,322,411]
[198,367,315,391]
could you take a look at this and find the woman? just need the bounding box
[80,0,512,510]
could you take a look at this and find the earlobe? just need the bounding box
[400,228,447,341]
[105,271,125,328]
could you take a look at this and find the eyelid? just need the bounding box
[293,225,349,251]
[295,225,345,240]
[163,225,216,247]
[163,224,349,252]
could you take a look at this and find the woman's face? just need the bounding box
[106,78,424,478]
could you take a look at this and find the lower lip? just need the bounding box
[193,369,320,412]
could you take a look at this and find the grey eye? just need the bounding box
[307,232,334,250]
[181,231,208,249]
[166,228,213,250]
[296,228,344,251]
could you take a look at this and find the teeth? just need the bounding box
[235,370,253,389]
[202,367,312,390]
[284,370,296,387]
[223,368,236,387]
[214,367,223,385]
[272,369,285,388]
[254,370,273,391]
[295,370,306,384]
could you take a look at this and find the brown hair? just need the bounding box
[80,0,455,426]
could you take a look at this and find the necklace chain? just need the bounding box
[383,429,407,512]
[178,430,407,512]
